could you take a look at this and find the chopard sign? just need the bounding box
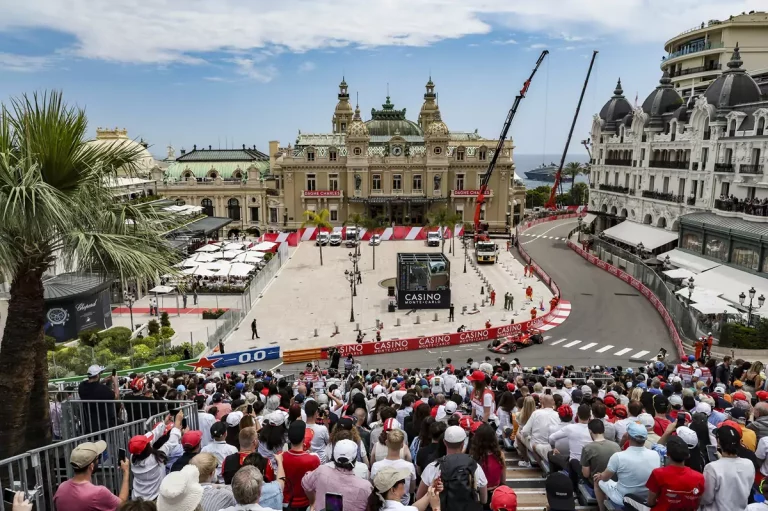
[76,300,98,312]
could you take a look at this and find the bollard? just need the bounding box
[480,286,484,295]
[415,315,421,324]
[334,323,340,334]
[462,305,467,314]
[433,312,439,322]
[356,323,360,331]
[376,319,381,329]
[314,328,318,337]
[473,302,478,311]
[396,318,401,327]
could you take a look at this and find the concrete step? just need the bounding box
[506,467,546,489]
[512,489,598,511]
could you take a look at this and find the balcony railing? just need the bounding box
[649,160,690,169]
[642,190,684,203]
[715,198,768,217]
[665,40,724,60]
[604,159,633,167]
[740,164,764,175]
[599,184,630,194]
[669,63,722,78]
[266,188,280,196]
[687,197,696,205]
[714,163,734,173]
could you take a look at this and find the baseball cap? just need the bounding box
[337,416,355,430]
[176,385,186,392]
[666,435,691,462]
[581,385,592,396]
[669,395,683,408]
[87,365,105,377]
[383,418,401,432]
[694,402,712,416]
[675,426,698,448]
[603,395,617,407]
[226,411,244,427]
[757,391,768,402]
[390,390,406,405]
[728,407,747,421]
[288,420,307,446]
[235,382,245,390]
[627,422,648,441]
[373,466,413,493]
[445,425,467,444]
[128,434,153,455]
[204,382,216,393]
[571,389,583,400]
[211,392,223,403]
[613,405,628,419]
[717,425,741,451]
[70,440,107,469]
[467,370,486,382]
[332,439,358,463]
[506,382,516,392]
[210,421,227,438]
[265,411,286,427]
[546,471,575,511]
[734,380,744,388]
[653,394,670,413]
[445,401,457,415]
[733,391,747,402]
[470,421,484,434]
[490,486,518,511]
[181,430,203,449]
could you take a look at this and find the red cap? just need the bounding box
[733,391,747,401]
[757,391,768,402]
[718,420,743,437]
[506,383,516,392]
[459,415,473,431]
[383,418,399,432]
[557,405,573,420]
[467,370,486,382]
[181,430,203,449]
[604,395,617,407]
[490,485,518,511]
[303,428,315,451]
[492,375,498,381]
[128,434,152,455]
[471,421,484,434]
[613,405,628,419]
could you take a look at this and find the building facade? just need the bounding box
[590,44,768,275]
[156,79,526,236]
[662,11,768,99]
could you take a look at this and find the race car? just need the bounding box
[487,329,544,353]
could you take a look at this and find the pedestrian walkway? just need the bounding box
[111,306,228,314]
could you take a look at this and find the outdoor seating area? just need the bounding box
[715,196,768,217]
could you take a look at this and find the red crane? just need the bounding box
[545,50,599,210]
[473,50,548,241]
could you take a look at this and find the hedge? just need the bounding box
[718,319,768,350]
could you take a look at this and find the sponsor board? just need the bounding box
[396,289,451,309]
[303,190,342,197]
[209,346,280,368]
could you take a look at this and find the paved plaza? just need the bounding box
[227,238,554,353]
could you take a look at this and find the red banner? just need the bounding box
[303,190,341,197]
[566,241,684,358]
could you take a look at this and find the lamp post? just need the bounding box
[123,290,136,368]
[349,251,361,296]
[344,269,355,322]
[738,287,765,327]
[463,237,468,273]
[577,216,583,243]
[687,276,695,304]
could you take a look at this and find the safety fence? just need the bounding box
[567,240,686,359]
[0,401,196,511]
[519,371,617,383]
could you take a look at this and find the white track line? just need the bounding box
[595,345,614,353]
[563,340,582,348]
[631,350,650,359]
[614,348,633,356]
[543,336,552,341]
[550,338,568,345]
[579,342,598,351]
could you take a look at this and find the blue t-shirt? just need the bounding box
[259,481,283,510]
[606,446,661,499]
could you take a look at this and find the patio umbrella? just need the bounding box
[248,241,276,252]
[184,253,216,263]
[223,262,257,277]
[221,249,245,260]
[222,242,246,251]
[231,252,264,264]
[193,267,218,277]
[196,244,221,253]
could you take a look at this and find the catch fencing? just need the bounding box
[0,400,196,511]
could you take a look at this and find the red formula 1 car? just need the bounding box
[487,329,544,353]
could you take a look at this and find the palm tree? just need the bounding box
[564,162,583,203]
[360,215,386,269]
[446,211,463,254]
[0,91,179,458]
[302,209,332,265]
[428,208,454,254]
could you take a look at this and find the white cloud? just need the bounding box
[468,43,480,47]
[492,38,517,45]
[228,57,278,82]
[529,43,547,49]
[564,46,576,50]
[0,0,762,69]
[298,61,316,72]
[0,52,56,72]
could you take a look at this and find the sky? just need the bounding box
[0,0,764,163]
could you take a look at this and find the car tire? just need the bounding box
[510,344,517,352]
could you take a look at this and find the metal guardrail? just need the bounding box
[0,402,196,511]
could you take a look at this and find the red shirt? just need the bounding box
[653,416,671,436]
[282,449,321,507]
[645,465,705,511]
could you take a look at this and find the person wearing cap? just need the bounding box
[593,422,660,510]
[282,420,320,510]
[489,485,517,511]
[371,418,411,464]
[643,436,705,510]
[78,364,119,433]
[130,410,184,501]
[53,440,130,511]
[371,429,417,506]
[467,370,496,423]
[700,425,755,511]
[201,420,238,483]
[729,407,757,451]
[303,438,374,511]
[368,465,441,511]
[171,429,204,472]
[518,394,560,469]
[417,425,488,505]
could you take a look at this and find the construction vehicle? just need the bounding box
[545,51,599,210]
[475,240,497,263]
[473,50,548,242]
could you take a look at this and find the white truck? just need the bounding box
[426,231,441,247]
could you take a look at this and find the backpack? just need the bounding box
[436,454,483,511]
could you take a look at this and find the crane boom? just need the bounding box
[473,50,548,240]
[545,50,598,210]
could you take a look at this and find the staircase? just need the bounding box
[504,451,599,510]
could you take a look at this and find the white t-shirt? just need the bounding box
[307,423,330,463]
[371,459,417,505]
[471,389,496,421]
[421,457,487,489]
[548,422,592,461]
[383,500,418,511]
[756,436,768,476]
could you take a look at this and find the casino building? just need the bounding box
[156,78,526,235]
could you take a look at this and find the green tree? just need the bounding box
[0,91,178,458]
[445,211,463,254]
[570,182,589,206]
[302,209,332,266]
[526,185,552,208]
[359,215,386,269]
[428,208,455,253]
[564,162,584,204]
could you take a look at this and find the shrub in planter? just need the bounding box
[202,309,226,319]
[148,319,160,335]
[719,320,768,349]
[78,328,101,347]
[160,311,171,328]
[264,252,274,262]
[160,326,175,339]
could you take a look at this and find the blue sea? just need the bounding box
[515,153,590,192]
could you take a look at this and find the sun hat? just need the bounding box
[373,466,412,494]
[157,465,203,511]
[70,440,107,469]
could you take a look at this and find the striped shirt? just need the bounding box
[199,484,236,511]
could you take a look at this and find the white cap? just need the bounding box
[676,426,698,447]
[87,365,105,377]
[669,395,683,407]
[444,425,467,443]
[694,402,712,416]
[226,411,244,427]
[445,401,458,414]
[637,413,654,430]
[470,362,479,370]
[205,383,216,393]
[581,385,592,396]
[332,439,358,463]
[265,411,286,427]
[373,386,384,395]
[391,390,406,405]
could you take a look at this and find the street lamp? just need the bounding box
[687,276,695,303]
[122,290,136,368]
[463,237,468,273]
[738,286,765,327]
[577,216,583,243]
[349,251,361,296]
[344,269,355,322]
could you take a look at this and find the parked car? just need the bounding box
[329,232,342,246]
[426,231,441,247]
[369,234,381,246]
[316,232,330,246]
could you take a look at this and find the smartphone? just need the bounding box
[181,418,188,430]
[118,448,127,463]
[677,414,686,427]
[325,492,343,511]
[707,445,719,463]
[247,404,253,414]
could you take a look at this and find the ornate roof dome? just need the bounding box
[365,97,423,138]
[704,45,761,114]
[346,105,369,138]
[599,79,632,132]
[641,70,683,130]
[426,111,449,137]
[89,128,156,172]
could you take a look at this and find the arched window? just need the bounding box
[227,198,241,221]
[758,117,766,136]
[233,170,243,180]
[201,198,214,217]
[182,170,193,180]
[207,170,218,180]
